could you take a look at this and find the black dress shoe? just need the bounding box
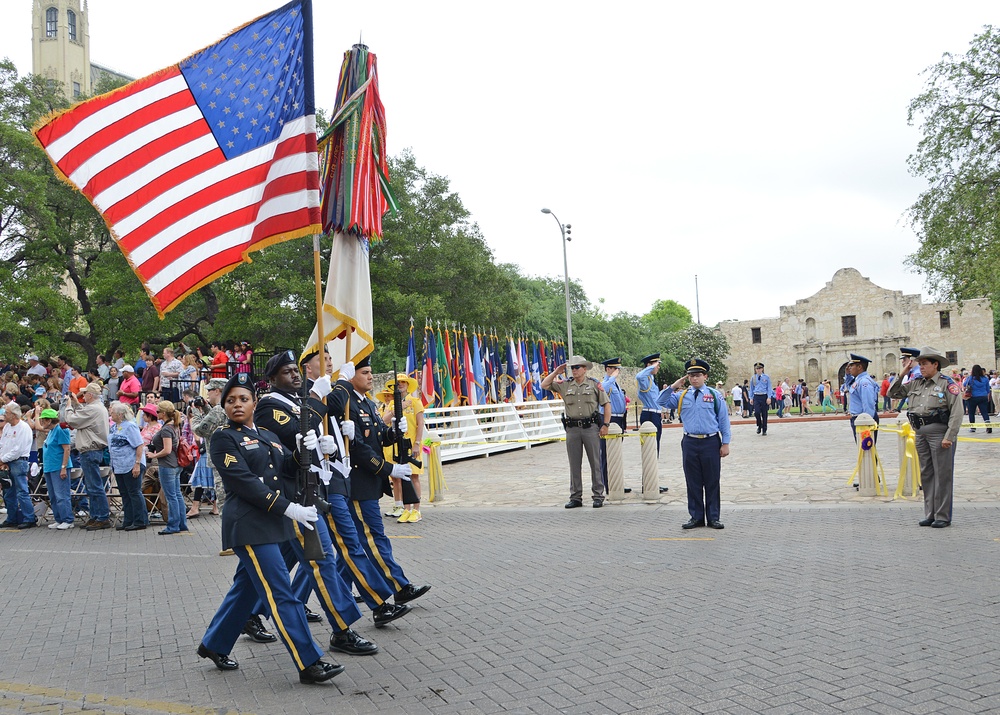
[918,518,934,527]
[756,427,761,434]
[0,522,17,528]
[707,520,725,530]
[682,518,704,530]
[658,486,669,494]
[931,520,951,528]
[124,524,146,531]
[115,525,127,531]
[18,522,38,529]
[373,602,411,627]
[395,583,431,605]
[353,594,364,604]
[299,659,344,684]
[243,615,277,643]
[329,628,378,655]
[564,500,583,509]
[304,606,322,623]
[197,643,239,671]
[592,500,603,508]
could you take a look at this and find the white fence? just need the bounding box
[424,400,566,462]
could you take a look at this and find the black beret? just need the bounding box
[265,349,297,378]
[221,372,254,403]
[355,354,371,369]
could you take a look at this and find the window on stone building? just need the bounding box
[46,7,57,37]
[882,311,894,332]
[72,81,81,98]
[751,327,761,344]
[946,351,958,366]
[841,315,857,337]
[939,310,951,329]
[806,317,816,340]
[68,9,77,41]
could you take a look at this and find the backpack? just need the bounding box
[176,437,197,468]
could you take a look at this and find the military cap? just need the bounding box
[601,357,622,368]
[754,362,765,369]
[264,349,297,378]
[356,354,372,369]
[221,372,254,403]
[685,358,710,374]
[846,353,871,366]
[298,342,330,368]
[206,378,228,391]
[640,353,660,365]
[900,347,920,359]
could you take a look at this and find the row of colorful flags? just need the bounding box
[402,325,569,408]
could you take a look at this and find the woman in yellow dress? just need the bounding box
[377,374,425,523]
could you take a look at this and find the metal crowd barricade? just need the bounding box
[423,400,566,462]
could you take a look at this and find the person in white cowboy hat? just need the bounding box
[888,346,964,528]
[541,355,610,509]
[378,373,424,523]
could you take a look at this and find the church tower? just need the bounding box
[32,0,92,99]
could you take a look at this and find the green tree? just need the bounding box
[660,324,731,386]
[906,26,1000,313]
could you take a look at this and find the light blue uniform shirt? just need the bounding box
[848,372,878,417]
[750,373,773,398]
[658,386,732,444]
[601,376,627,415]
[636,365,661,411]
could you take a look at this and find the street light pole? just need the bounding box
[540,208,574,368]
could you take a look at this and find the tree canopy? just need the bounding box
[907,25,1000,306]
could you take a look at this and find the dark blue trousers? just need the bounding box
[202,543,323,671]
[640,409,662,454]
[288,517,362,631]
[681,435,722,523]
[753,394,769,433]
[348,499,410,594]
[324,494,395,609]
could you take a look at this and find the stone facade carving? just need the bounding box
[718,268,996,387]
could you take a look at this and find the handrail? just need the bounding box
[424,400,566,462]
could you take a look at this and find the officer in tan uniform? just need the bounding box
[542,355,611,509]
[887,346,964,528]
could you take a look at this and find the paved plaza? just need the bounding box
[1,419,999,714]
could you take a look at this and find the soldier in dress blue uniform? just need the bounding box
[599,358,631,493]
[197,372,343,685]
[296,346,413,631]
[660,359,732,530]
[635,354,664,454]
[328,356,431,606]
[844,353,880,443]
[749,362,773,435]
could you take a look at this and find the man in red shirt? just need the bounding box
[209,342,229,379]
[879,374,891,412]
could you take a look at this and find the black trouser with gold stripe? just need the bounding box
[322,494,396,609]
[202,543,323,671]
[344,499,411,595]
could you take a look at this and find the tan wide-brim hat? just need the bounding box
[567,355,593,370]
[385,373,419,395]
[915,346,950,369]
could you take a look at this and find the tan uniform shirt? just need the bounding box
[550,378,609,419]
[887,372,964,442]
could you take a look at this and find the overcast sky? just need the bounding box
[3,1,993,327]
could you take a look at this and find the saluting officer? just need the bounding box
[636,353,664,454]
[328,356,432,606]
[888,347,964,528]
[599,358,630,493]
[660,359,732,530]
[895,347,921,411]
[197,372,343,685]
[542,355,610,509]
[845,353,880,442]
[749,362,773,435]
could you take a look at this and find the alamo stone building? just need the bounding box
[719,268,997,387]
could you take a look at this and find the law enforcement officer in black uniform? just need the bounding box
[295,346,413,630]
[197,372,343,684]
[328,356,432,606]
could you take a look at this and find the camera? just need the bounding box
[193,396,206,408]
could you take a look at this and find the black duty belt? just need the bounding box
[908,413,946,429]
[562,416,598,429]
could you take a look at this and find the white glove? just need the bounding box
[391,463,412,479]
[338,361,355,380]
[310,375,332,398]
[283,503,318,530]
[341,420,355,440]
[298,429,319,451]
[317,434,338,454]
[393,416,408,434]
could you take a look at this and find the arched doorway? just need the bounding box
[837,362,849,390]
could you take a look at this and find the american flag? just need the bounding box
[33,0,320,317]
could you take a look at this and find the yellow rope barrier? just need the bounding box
[893,422,922,499]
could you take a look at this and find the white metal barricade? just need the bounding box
[424,400,566,462]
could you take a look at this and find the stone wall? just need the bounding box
[718,268,996,388]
